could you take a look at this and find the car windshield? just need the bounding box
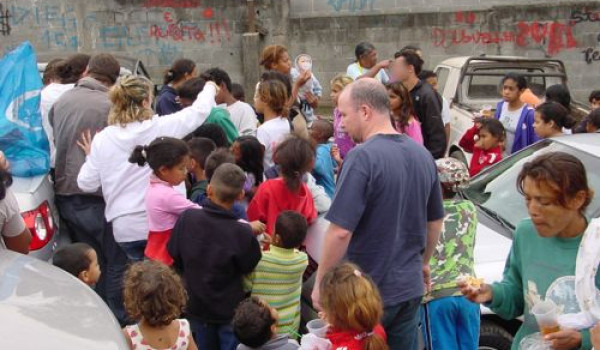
[462,140,600,230]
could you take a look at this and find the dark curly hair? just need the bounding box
[233,297,276,348]
[123,260,188,327]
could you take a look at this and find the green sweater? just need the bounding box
[244,246,308,337]
[489,218,599,349]
[206,107,239,145]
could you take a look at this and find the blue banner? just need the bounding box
[0,42,49,177]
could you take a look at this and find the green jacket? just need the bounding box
[206,107,239,145]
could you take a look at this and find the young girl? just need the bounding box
[320,262,388,350]
[330,74,355,159]
[459,118,505,177]
[493,73,537,155]
[533,101,576,139]
[247,136,317,236]
[129,137,200,265]
[232,135,265,200]
[123,260,197,350]
[255,79,292,169]
[156,58,198,116]
[386,82,424,145]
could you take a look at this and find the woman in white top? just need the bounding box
[77,75,218,261]
[255,79,292,170]
[346,42,390,83]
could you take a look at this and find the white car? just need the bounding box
[305,134,600,350]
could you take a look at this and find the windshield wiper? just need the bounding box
[475,204,515,231]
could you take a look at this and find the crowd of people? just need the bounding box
[1,40,600,350]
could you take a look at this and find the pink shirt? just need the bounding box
[395,119,424,145]
[145,174,200,232]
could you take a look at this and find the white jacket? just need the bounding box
[77,84,216,238]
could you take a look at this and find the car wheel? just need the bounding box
[450,149,468,166]
[479,320,513,350]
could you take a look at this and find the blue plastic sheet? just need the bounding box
[0,42,49,177]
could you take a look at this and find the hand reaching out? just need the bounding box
[76,129,94,156]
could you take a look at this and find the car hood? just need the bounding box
[473,222,512,284]
[0,251,129,349]
[11,175,47,194]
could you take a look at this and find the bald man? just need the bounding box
[311,79,444,350]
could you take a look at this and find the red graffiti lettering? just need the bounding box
[143,0,201,8]
[515,21,578,55]
[455,11,476,24]
[203,7,214,19]
[163,11,173,23]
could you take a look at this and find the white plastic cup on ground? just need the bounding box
[531,299,560,335]
[306,319,329,338]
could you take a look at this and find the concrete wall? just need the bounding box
[1,0,599,105]
[288,1,600,104]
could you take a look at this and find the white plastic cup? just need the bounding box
[531,299,559,335]
[306,319,329,338]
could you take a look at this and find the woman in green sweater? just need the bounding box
[460,152,597,350]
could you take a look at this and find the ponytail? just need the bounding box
[364,333,389,350]
[128,145,149,167]
[127,137,190,173]
[163,58,196,85]
[274,136,314,192]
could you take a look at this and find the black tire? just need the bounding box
[478,321,513,350]
[450,149,468,167]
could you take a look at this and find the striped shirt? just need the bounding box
[244,245,308,336]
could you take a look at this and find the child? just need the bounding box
[129,137,200,265]
[247,136,317,236]
[320,262,388,350]
[575,90,600,133]
[533,101,576,139]
[185,123,229,148]
[53,242,101,286]
[233,297,300,350]
[586,108,600,133]
[493,73,537,154]
[255,79,292,169]
[231,83,246,103]
[330,74,355,159]
[178,77,239,145]
[123,260,197,350]
[244,211,308,336]
[232,136,265,200]
[187,137,217,201]
[421,158,479,350]
[459,118,505,177]
[310,120,337,198]
[386,82,424,145]
[291,54,323,126]
[168,163,262,350]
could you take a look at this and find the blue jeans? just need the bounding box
[382,297,422,350]
[420,296,480,350]
[117,240,147,262]
[189,317,238,350]
[55,194,129,326]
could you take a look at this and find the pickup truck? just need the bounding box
[434,55,589,164]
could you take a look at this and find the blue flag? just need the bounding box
[0,42,49,177]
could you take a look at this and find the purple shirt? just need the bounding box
[333,108,355,159]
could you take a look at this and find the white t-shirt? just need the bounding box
[441,96,451,126]
[0,189,26,245]
[226,101,258,136]
[41,83,75,168]
[256,117,291,169]
[499,103,524,156]
[346,62,389,83]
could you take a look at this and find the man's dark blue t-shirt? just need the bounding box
[325,133,444,306]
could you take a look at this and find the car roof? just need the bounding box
[0,251,129,350]
[551,133,600,157]
[438,55,564,69]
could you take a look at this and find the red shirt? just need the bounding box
[246,178,317,235]
[326,324,387,350]
[459,125,503,177]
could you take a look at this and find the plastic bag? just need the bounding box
[300,333,331,350]
[0,42,49,176]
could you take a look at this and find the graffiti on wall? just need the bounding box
[9,4,78,49]
[148,9,230,43]
[570,8,600,64]
[142,0,202,8]
[432,12,578,55]
[327,0,375,13]
[0,3,11,36]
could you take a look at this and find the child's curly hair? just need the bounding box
[123,260,188,327]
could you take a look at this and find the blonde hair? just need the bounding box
[258,79,290,118]
[108,75,154,126]
[320,263,389,350]
[330,74,354,91]
[123,260,188,327]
